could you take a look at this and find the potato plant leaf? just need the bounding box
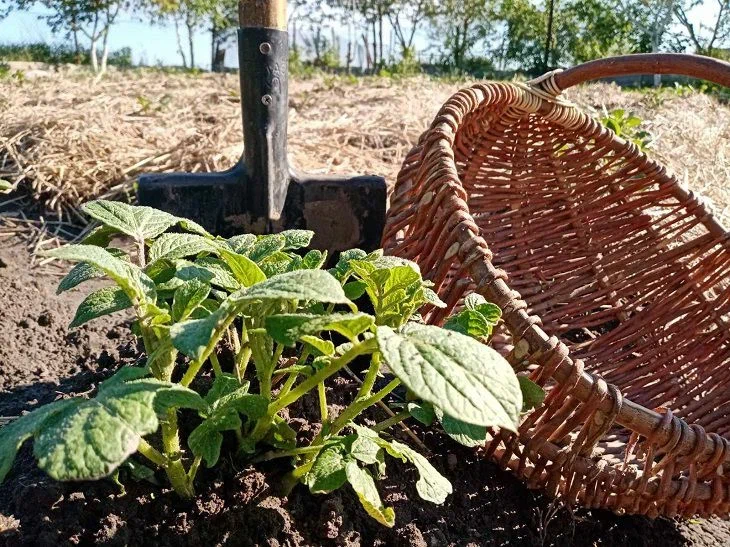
[34,379,199,481]
[231,270,352,306]
[518,377,546,412]
[281,229,314,250]
[57,248,128,294]
[170,299,241,361]
[248,234,285,262]
[434,407,487,448]
[44,245,155,303]
[219,249,267,287]
[227,234,257,254]
[345,461,395,527]
[83,200,179,242]
[172,279,211,322]
[386,440,452,504]
[306,443,348,494]
[0,399,80,483]
[0,179,12,193]
[376,323,521,430]
[70,286,132,328]
[188,408,242,467]
[148,233,218,264]
[265,313,374,346]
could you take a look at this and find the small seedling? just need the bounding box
[600,108,652,152]
[0,200,531,526]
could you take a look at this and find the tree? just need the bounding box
[330,0,395,72]
[427,0,495,70]
[388,0,433,57]
[674,0,730,57]
[20,0,124,73]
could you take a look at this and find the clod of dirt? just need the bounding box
[37,312,52,327]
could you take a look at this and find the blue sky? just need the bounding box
[1,6,223,68]
[0,2,718,70]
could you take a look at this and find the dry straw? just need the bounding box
[1,68,729,225]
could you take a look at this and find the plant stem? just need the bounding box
[235,322,251,381]
[209,352,223,377]
[249,339,376,442]
[137,438,169,467]
[187,455,202,483]
[372,410,410,432]
[328,378,401,438]
[277,372,298,399]
[318,382,328,421]
[180,359,203,387]
[253,444,324,463]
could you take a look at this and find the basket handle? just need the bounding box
[543,53,730,93]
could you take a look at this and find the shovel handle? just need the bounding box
[239,0,287,30]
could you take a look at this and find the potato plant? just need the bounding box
[0,200,528,526]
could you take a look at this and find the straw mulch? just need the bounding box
[1,68,729,226]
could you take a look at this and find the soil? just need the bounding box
[1,236,730,546]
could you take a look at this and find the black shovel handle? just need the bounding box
[238,0,290,220]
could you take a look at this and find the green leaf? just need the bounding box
[407,401,435,426]
[306,444,348,494]
[387,440,452,504]
[376,323,521,430]
[210,389,268,420]
[422,288,447,308]
[188,408,241,468]
[0,399,80,483]
[265,313,374,346]
[350,262,425,327]
[148,233,218,264]
[183,258,240,291]
[443,310,493,339]
[172,279,211,322]
[57,249,128,294]
[464,294,502,324]
[249,234,285,262]
[44,245,155,303]
[350,432,383,466]
[153,386,208,414]
[265,416,297,450]
[34,379,186,481]
[300,250,327,270]
[345,461,395,527]
[518,377,546,413]
[70,286,132,328]
[331,249,367,280]
[344,280,368,300]
[83,200,179,241]
[0,179,12,193]
[231,270,351,306]
[434,407,487,448]
[280,229,314,250]
[204,374,246,405]
[81,225,119,247]
[259,252,294,278]
[300,335,335,356]
[177,218,212,238]
[227,234,257,254]
[170,299,241,361]
[219,249,267,287]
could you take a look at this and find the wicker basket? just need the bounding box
[383,54,730,518]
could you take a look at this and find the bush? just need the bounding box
[0,42,134,67]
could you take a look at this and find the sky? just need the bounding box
[0,2,719,70]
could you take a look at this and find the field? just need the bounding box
[2,68,730,545]
[2,68,730,226]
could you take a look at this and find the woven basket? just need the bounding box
[382,54,730,518]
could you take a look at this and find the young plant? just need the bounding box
[0,200,528,526]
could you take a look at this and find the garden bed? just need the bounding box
[1,227,730,546]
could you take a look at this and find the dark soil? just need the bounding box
[1,238,729,546]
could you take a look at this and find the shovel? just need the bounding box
[138,0,387,254]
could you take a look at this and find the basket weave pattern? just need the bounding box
[382,56,730,518]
